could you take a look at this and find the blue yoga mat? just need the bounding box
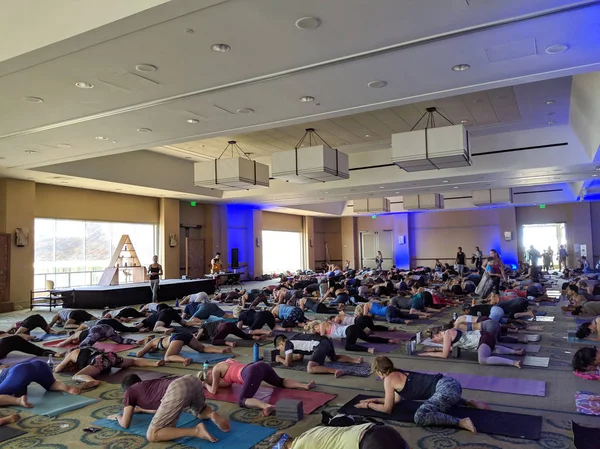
[567,331,595,344]
[128,351,233,364]
[14,385,99,417]
[94,413,276,449]
[30,333,66,342]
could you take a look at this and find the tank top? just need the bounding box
[149,265,160,280]
[395,370,443,401]
[222,359,244,385]
[278,304,294,319]
[369,302,387,317]
[328,323,348,339]
[452,329,481,351]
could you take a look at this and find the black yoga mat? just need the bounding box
[572,421,600,449]
[338,394,542,440]
[0,426,26,443]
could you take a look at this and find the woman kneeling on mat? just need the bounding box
[576,316,600,341]
[196,320,270,347]
[135,332,231,366]
[57,323,147,348]
[0,334,62,359]
[355,356,487,433]
[7,314,65,336]
[420,326,524,368]
[202,359,315,416]
[309,320,400,354]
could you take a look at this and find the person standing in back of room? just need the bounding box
[455,247,466,277]
[474,246,483,271]
[559,245,568,270]
[148,256,163,303]
[375,251,383,271]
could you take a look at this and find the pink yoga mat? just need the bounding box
[204,384,336,414]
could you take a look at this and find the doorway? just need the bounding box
[360,230,393,269]
[521,223,566,267]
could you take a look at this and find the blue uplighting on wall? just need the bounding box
[226,205,255,269]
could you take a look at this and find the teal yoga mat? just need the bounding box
[14,385,99,417]
[94,413,276,449]
[129,351,233,364]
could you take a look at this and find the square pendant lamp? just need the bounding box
[472,188,513,206]
[403,193,444,210]
[353,198,390,214]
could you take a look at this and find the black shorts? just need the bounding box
[21,314,48,332]
[250,311,276,330]
[170,333,193,345]
[70,310,94,323]
[310,338,336,365]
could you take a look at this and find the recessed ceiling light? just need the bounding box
[547,121,555,125]
[135,64,158,72]
[295,16,321,30]
[545,44,569,54]
[453,186,459,189]
[395,191,399,194]
[545,100,555,105]
[516,173,522,175]
[57,143,71,148]
[237,108,254,114]
[367,80,387,88]
[75,82,94,89]
[365,134,371,138]
[137,128,152,133]
[25,150,37,154]
[23,96,43,103]
[452,63,470,72]
[211,43,231,52]
[442,180,449,183]
[379,186,384,189]
[299,96,315,103]
[593,174,598,177]
[95,136,108,141]
[60,181,69,184]
[111,140,118,144]
[185,28,194,34]
[595,167,600,171]
[460,119,469,124]
[186,119,200,124]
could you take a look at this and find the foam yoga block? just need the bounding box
[0,427,27,443]
[275,399,303,421]
[94,412,276,449]
[129,351,233,364]
[14,385,99,417]
[572,420,600,449]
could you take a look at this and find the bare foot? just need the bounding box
[515,349,525,356]
[155,360,166,367]
[195,422,218,442]
[368,347,376,354]
[262,405,275,416]
[226,341,236,348]
[356,357,364,364]
[514,360,522,369]
[468,400,490,410]
[334,370,345,378]
[459,417,477,433]
[66,386,82,395]
[19,395,33,408]
[183,358,192,366]
[405,320,414,325]
[135,351,144,358]
[306,381,316,390]
[0,414,21,424]
[210,412,230,432]
[221,347,233,353]
[80,380,100,390]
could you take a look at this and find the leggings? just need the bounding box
[211,322,252,346]
[192,303,225,320]
[280,308,307,328]
[477,344,518,366]
[150,279,160,302]
[0,335,54,359]
[115,308,144,319]
[480,319,501,340]
[97,318,136,333]
[344,325,388,352]
[414,377,464,427]
[0,360,55,396]
[79,324,137,348]
[238,362,284,407]
[20,314,50,333]
[354,315,389,332]
[359,425,409,449]
[492,277,501,294]
[249,311,276,331]
[247,295,270,309]
[385,306,418,324]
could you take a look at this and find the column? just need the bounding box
[159,198,180,279]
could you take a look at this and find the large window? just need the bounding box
[34,219,156,289]
[262,230,303,274]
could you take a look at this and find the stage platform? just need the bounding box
[53,278,215,309]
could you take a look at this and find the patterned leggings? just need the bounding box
[280,307,307,328]
[79,324,137,348]
[414,377,465,427]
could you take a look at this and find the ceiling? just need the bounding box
[1,0,600,216]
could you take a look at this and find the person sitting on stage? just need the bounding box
[0,334,62,359]
[271,304,309,329]
[102,307,147,321]
[108,374,230,444]
[49,309,97,329]
[55,348,164,387]
[56,323,147,348]
[202,359,315,416]
[274,334,363,377]
[233,306,279,335]
[7,314,65,336]
[134,307,192,334]
[310,320,399,354]
[135,332,231,366]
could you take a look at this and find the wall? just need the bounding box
[262,211,303,232]
[591,202,600,260]
[341,217,358,269]
[313,218,342,268]
[179,202,207,276]
[226,205,256,279]
[159,198,180,279]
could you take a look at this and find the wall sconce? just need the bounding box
[309,238,313,248]
[169,234,178,247]
[504,231,512,241]
[256,237,261,247]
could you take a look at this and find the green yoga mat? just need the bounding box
[14,385,99,417]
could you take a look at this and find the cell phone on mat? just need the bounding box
[83,427,101,433]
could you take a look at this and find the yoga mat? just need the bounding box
[537,301,557,307]
[0,354,35,366]
[270,361,371,377]
[204,384,336,414]
[94,412,276,449]
[43,340,138,352]
[30,332,66,341]
[567,331,596,344]
[339,394,542,440]
[572,421,600,449]
[503,343,541,353]
[575,391,600,416]
[436,372,545,396]
[14,385,99,417]
[459,351,550,367]
[129,351,233,364]
[575,318,591,325]
[533,311,548,316]
[332,339,399,353]
[531,316,554,322]
[225,339,273,347]
[371,331,414,340]
[97,368,170,384]
[0,426,27,443]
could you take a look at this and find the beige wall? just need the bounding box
[313,217,342,268]
[341,217,358,269]
[159,198,180,279]
[262,211,303,232]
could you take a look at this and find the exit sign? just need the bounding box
[539,204,546,209]
[190,202,197,207]
[372,215,377,219]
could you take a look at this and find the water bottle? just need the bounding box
[253,343,260,362]
[202,360,209,379]
[175,298,180,307]
[416,331,422,344]
[47,354,55,372]
[452,312,458,321]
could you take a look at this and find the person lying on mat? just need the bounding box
[233,306,285,335]
[56,323,147,348]
[102,307,147,321]
[202,359,315,416]
[241,289,271,309]
[309,320,400,354]
[139,302,169,314]
[73,318,138,334]
[55,348,164,387]
[274,334,363,378]
[495,296,537,321]
[355,302,416,325]
[7,314,66,336]
[185,303,235,324]
[196,320,269,347]
[275,423,410,449]
[355,356,487,433]
[420,327,524,368]
[271,304,309,329]
[133,307,191,334]
[213,289,243,304]
[179,291,211,306]
[0,334,63,359]
[48,309,97,329]
[572,302,600,316]
[576,316,600,341]
[297,296,339,315]
[109,374,230,443]
[135,332,231,366]
[0,359,93,400]
[572,347,600,379]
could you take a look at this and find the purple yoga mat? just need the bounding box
[332,339,399,353]
[372,331,414,340]
[430,371,546,397]
[0,354,36,366]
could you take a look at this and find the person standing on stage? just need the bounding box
[210,252,222,274]
[148,255,163,303]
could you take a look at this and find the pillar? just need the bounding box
[304,216,315,270]
[341,217,358,269]
[498,207,518,267]
[252,209,263,278]
[159,198,180,279]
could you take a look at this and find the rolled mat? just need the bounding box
[575,391,600,416]
[332,339,399,353]
[339,394,542,440]
[129,351,233,364]
[572,421,600,449]
[205,384,336,414]
[14,384,99,417]
[0,426,26,443]
[270,360,371,377]
[0,354,35,366]
[94,412,276,449]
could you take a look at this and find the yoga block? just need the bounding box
[276,399,303,421]
[264,348,279,362]
[452,346,461,358]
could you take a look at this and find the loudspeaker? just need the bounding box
[231,248,239,269]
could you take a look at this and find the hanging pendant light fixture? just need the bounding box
[194,141,269,190]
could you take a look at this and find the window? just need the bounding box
[34,219,156,289]
[262,230,303,274]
